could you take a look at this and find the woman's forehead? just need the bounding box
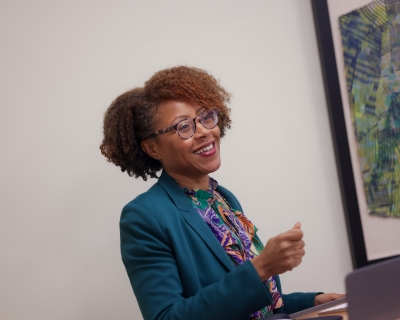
[155,100,204,124]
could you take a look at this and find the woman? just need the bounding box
[100,66,343,319]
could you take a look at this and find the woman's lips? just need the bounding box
[193,142,216,156]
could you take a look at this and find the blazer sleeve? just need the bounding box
[120,202,274,320]
[217,186,322,316]
[281,292,320,314]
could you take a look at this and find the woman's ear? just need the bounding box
[141,140,161,160]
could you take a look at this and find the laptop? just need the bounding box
[289,297,346,319]
[290,256,400,320]
[346,256,400,320]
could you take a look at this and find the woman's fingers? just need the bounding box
[292,222,301,229]
[292,240,305,250]
[279,228,303,241]
[314,293,346,306]
[252,223,306,280]
[292,248,305,259]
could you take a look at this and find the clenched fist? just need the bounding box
[251,222,305,281]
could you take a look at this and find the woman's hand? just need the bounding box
[251,222,305,280]
[314,293,346,306]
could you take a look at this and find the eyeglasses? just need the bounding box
[149,109,218,140]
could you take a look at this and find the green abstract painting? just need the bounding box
[340,0,400,218]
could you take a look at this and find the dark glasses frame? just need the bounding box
[148,109,218,140]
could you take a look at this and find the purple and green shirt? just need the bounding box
[183,177,283,319]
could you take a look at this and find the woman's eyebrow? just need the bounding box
[170,115,190,124]
[196,106,204,113]
[170,107,205,124]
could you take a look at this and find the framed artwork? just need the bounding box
[311,0,400,269]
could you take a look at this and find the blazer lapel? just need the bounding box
[157,171,235,272]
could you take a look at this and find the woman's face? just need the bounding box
[144,100,221,182]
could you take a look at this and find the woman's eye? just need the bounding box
[203,112,214,121]
[178,123,191,132]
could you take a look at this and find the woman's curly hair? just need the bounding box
[100,66,232,181]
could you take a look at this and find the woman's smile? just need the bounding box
[193,141,216,156]
[141,100,221,189]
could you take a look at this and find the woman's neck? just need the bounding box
[165,170,210,190]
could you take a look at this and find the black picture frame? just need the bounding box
[311,0,400,269]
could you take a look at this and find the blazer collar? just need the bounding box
[157,170,235,271]
[157,170,193,212]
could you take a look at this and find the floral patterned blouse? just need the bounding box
[183,177,283,319]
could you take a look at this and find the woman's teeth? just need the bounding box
[194,143,213,155]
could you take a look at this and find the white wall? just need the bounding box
[0,0,352,319]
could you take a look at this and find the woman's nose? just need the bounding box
[194,119,209,137]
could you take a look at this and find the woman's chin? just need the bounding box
[205,158,221,174]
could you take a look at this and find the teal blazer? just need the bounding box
[120,171,318,319]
